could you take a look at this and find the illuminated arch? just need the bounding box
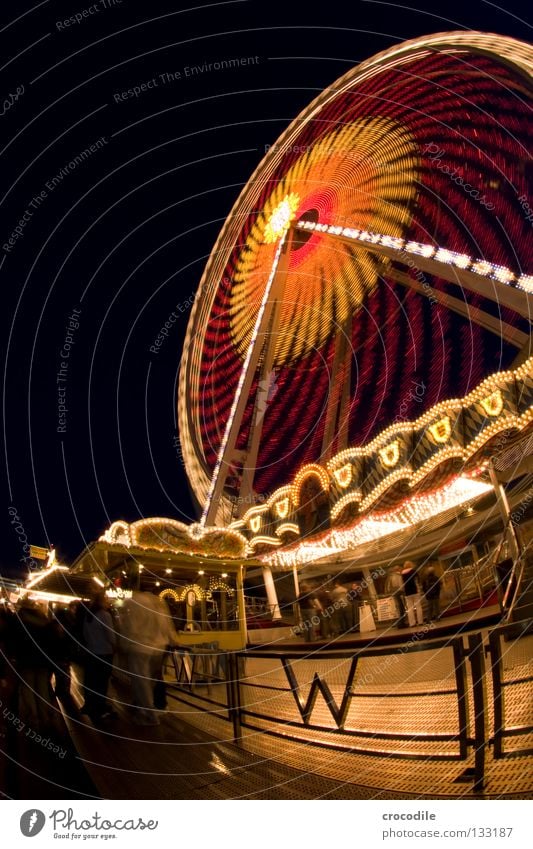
[159,588,180,602]
[177,584,206,602]
[291,464,330,508]
[208,577,235,596]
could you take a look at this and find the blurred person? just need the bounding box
[80,592,117,723]
[349,581,363,631]
[9,599,60,732]
[331,580,351,635]
[422,565,442,622]
[118,592,179,725]
[0,597,13,685]
[316,583,333,639]
[49,607,78,713]
[385,565,407,628]
[401,561,423,626]
[297,584,321,643]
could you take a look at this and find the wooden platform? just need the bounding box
[59,617,533,800]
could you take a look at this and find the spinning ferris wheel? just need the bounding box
[178,31,533,527]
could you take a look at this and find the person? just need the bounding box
[315,584,333,639]
[349,581,362,631]
[401,561,424,626]
[118,592,179,725]
[9,599,60,732]
[422,565,442,622]
[81,592,117,723]
[48,608,78,712]
[331,581,351,635]
[385,565,407,627]
[297,585,320,643]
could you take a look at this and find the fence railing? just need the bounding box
[165,618,533,792]
[235,638,471,761]
[487,621,533,758]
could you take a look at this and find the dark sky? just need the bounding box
[1,0,529,578]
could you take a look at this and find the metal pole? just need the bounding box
[453,638,470,760]
[468,632,488,792]
[226,652,242,742]
[202,231,290,526]
[238,229,294,513]
[488,628,505,758]
[488,461,520,561]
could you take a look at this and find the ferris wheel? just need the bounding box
[178,31,533,526]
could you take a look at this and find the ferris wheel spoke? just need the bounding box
[201,230,291,526]
[295,220,533,319]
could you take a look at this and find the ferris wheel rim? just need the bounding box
[178,30,533,523]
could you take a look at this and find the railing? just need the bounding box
[168,643,230,718]
[236,637,471,762]
[244,597,296,624]
[165,618,533,792]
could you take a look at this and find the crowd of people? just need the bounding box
[0,589,179,734]
[297,561,442,641]
[297,580,365,642]
[0,562,445,729]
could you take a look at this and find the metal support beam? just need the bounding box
[292,564,300,600]
[488,462,521,561]
[202,231,292,526]
[321,316,353,460]
[336,325,353,454]
[468,632,488,792]
[512,334,533,367]
[237,287,286,514]
[295,223,533,319]
[382,264,528,349]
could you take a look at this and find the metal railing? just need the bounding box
[487,621,533,758]
[235,638,471,761]
[165,617,533,792]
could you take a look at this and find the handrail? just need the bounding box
[487,620,533,758]
[502,551,525,621]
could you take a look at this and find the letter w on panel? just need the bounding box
[281,657,359,729]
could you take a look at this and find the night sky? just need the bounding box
[1,0,529,578]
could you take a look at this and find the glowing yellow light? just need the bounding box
[275,497,290,519]
[330,492,361,521]
[428,416,452,443]
[264,476,493,569]
[250,515,262,533]
[276,522,299,537]
[26,563,69,588]
[263,193,300,244]
[178,31,533,521]
[378,440,401,468]
[333,463,353,488]
[480,389,504,417]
